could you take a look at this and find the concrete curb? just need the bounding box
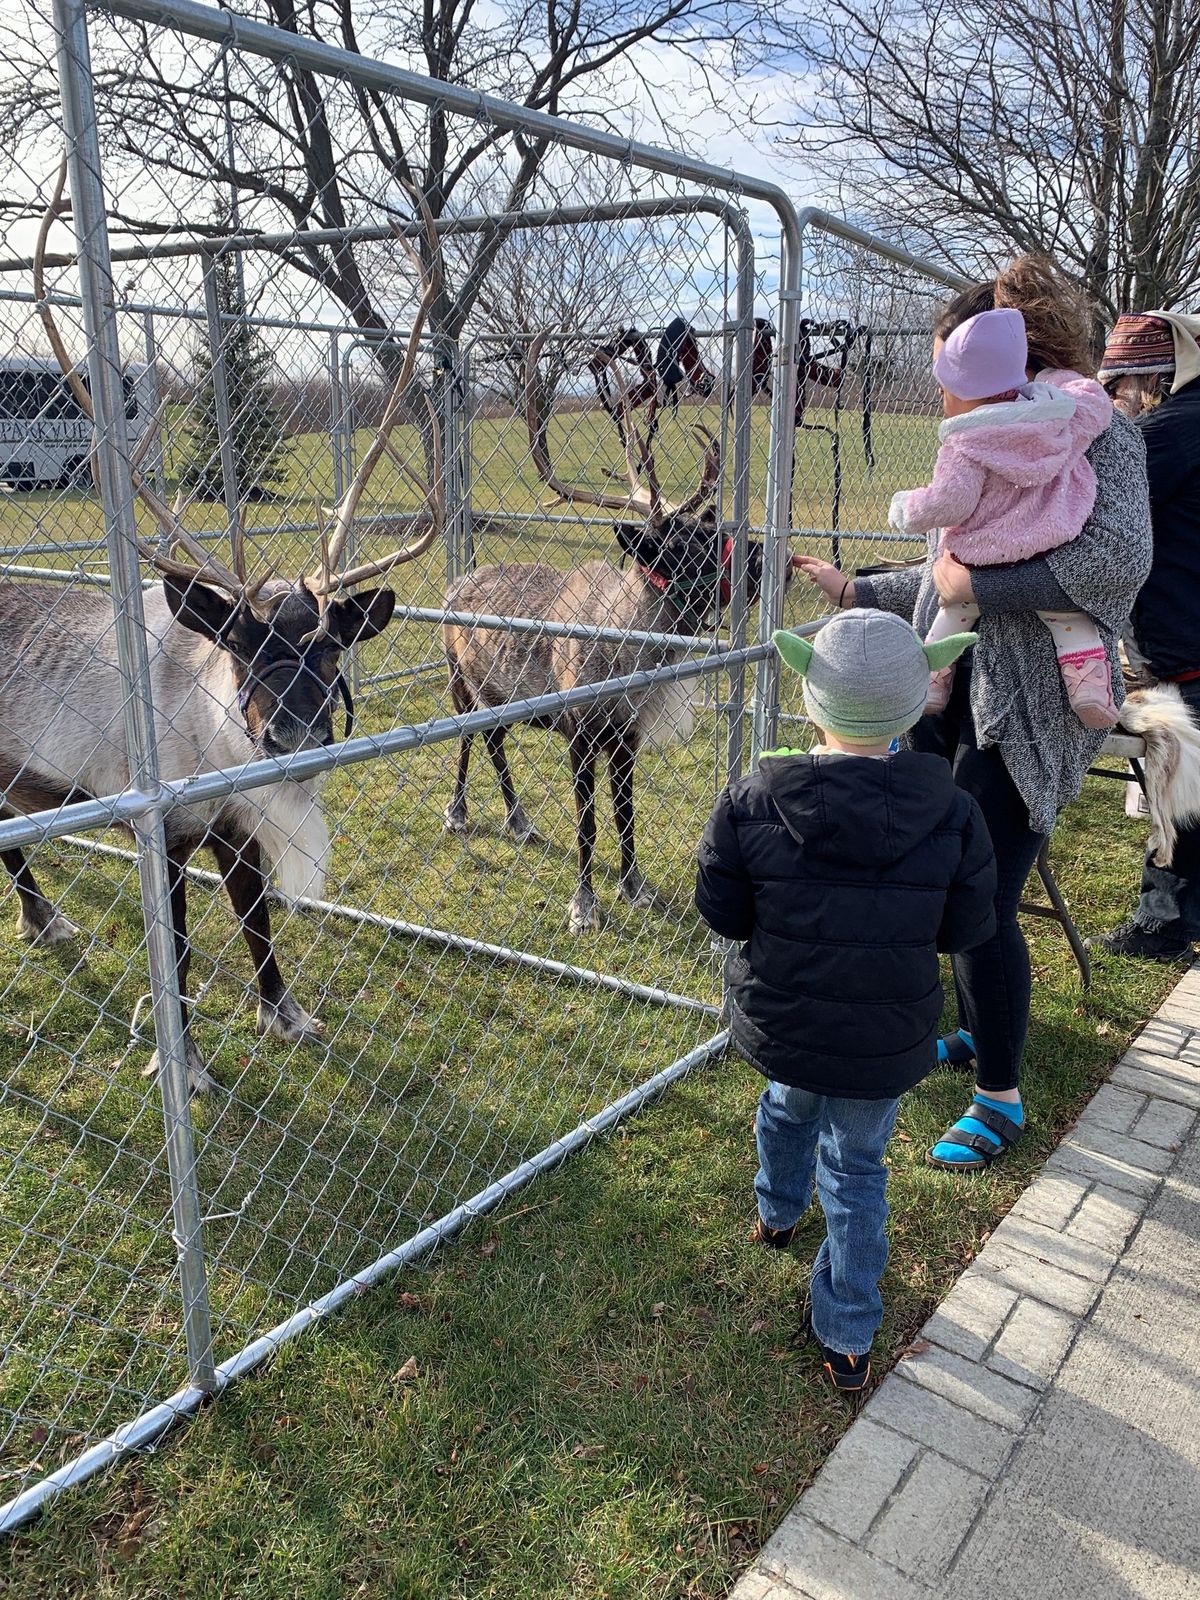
[730,961,1200,1600]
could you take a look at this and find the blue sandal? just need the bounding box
[936,1029,976,1068]
[927,1097,1024,1171]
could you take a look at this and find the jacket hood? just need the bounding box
[938,383,1081,487]
[758,749,960,865]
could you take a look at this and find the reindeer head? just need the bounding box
[164,576,396,756]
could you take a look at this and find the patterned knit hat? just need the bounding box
[1098,314,1176,382]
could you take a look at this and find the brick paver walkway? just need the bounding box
[732,963,1200,1600]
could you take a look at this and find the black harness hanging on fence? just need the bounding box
[860,329,875,471]
[787,319,875,567]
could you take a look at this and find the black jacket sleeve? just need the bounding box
[695,788,755,941]
[936,797,998,954]
[1141,393,1197,514]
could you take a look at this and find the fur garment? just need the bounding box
[1117,684,1200,867]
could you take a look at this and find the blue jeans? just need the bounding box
[755,1081,900,1357]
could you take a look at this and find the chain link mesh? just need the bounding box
[776,219,967,733]
[0,0,960,1527]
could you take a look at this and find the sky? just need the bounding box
[0,0,849,379]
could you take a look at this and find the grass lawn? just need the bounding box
[0,400,1177,1597]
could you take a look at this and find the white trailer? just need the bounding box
[0,357,155,490]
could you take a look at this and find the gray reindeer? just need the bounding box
[1,178,445,1090]
[444,334,764,934]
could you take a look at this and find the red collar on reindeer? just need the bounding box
[637,537,736,611]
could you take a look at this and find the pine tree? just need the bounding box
[180,249,291,500]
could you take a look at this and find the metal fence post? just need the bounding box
[52,0,217,1392]
[201,247,245,561]
[439,339,471,583]
[752,207,803,762]
[328,329,346,504]
[140,308,166,504]
[723,205,757,787]
[455,344,475,575]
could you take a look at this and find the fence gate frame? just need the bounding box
[0,0,992,1531]
[0,0,811,1531]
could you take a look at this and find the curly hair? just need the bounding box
[934,257,1096,377]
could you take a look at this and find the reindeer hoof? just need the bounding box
[18,910,79,947]
[444,806,470,836]
[619,874,658,910]
[505,810,541,846]
[258,994,325,1044]
[568,892,601,936]
[143,1038,221,1096]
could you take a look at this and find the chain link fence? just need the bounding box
[0,0,964,1530]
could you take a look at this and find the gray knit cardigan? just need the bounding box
[856,412,1153,835]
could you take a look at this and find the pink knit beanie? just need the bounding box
[932,309,1029,401]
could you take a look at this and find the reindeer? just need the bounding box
[1,167,445,1090]
[442,335,768,935]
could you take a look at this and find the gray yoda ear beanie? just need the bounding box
[773,609,976,741]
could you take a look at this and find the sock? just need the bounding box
[930,1093,1024,1165]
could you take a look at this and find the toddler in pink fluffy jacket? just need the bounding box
[889,308,1116,727]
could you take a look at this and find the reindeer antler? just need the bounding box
[526,331,721,523]
[525,331,653,514]
[672,424,723,515]
[309,186,447,598]
[35,156,269,612]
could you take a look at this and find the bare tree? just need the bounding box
[0,0,786,348]
[782,0,1200,321]
[469,207,647,433]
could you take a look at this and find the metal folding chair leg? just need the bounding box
[1020,839,1091,989]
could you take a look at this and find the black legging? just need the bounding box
[911,665,1046,1093]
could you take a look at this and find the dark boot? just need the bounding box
[1087,917,1194,962]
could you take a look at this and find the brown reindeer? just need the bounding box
[1,168,446,1090]
[442,334,757,935]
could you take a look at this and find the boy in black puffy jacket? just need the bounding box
[695,610,996,1391]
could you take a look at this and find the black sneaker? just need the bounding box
[819,1346,871,1393]
[1087,917,1194,962]
[791,1300,872,1393]
[748,1216,799,1250]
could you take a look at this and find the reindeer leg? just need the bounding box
[444,667,474,835]
[483,728,539,844]
[445,733,473,834]
[3,845,78,945]
[610,734,654,909]
[567,732,600,935]
[143,846,220,1097]
[210,830,324,1046]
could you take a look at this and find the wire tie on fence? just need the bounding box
[195,1193,255,1227]
[128,992,153,1042]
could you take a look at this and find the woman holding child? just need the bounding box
[795,258,1153,1170]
